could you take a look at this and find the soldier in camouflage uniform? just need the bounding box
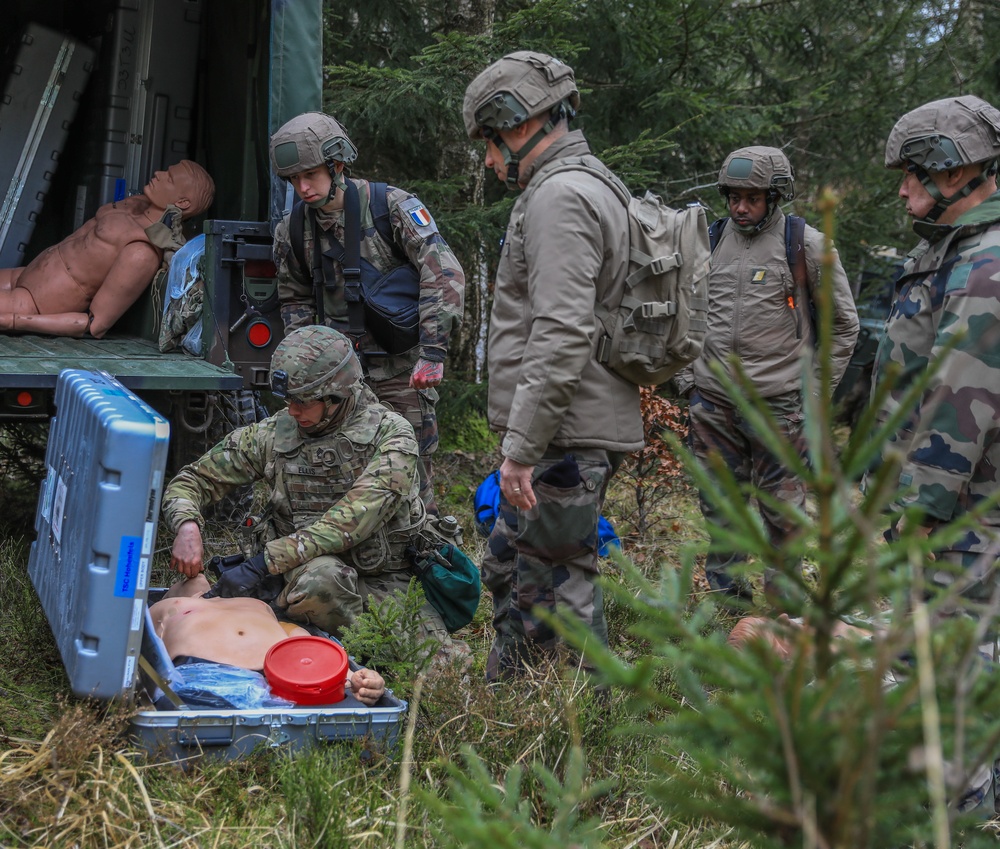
[867,95,1000,602]
[269,113,466,515]
[675,147,858,602]
[161,325,457,655]
[463,52,643,682]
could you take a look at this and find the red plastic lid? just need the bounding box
[264,636,349,705]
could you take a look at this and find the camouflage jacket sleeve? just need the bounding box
[386,187,465,363]
[264,412,420,573]
[161,423,271,534]
[804,225,859,389]
[274,214,316,333]
[883,230,1000,521]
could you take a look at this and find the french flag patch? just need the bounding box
[409,205,432,227]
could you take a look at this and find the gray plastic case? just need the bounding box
[0,24,96,266]
[29,369,405,761]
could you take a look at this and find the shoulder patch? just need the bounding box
[398,196,439,236]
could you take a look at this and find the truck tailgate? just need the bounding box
[0,335,243,390]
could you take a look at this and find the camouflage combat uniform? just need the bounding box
[481,130,643,681]
[678,206,858,595]
[274,177,466,513]
[866,190,1000,599]
[161,384,454,646]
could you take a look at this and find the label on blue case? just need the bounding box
[115,535,143,598]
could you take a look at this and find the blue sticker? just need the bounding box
[115,535,143,598]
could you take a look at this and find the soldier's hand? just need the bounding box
[409,358,444,389]
[171,520,205,578]
[500,456,536,511]
[204,552,270,598]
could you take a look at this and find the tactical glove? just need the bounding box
[409,358,444,389]
[204,552,270,598]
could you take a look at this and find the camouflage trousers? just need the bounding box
[272,554,465,662]
[370,372,440,515]
[688,389,807,593]
[480,448,619,683]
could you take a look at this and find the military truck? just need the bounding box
[0,0,323,466]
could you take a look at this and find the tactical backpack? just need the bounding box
[523,157,711,386]
[289,181,421,356]
[708,214,816,341]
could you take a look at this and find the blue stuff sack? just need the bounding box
[473,469,621,555]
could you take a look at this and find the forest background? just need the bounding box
[323,0,1000,388]
[6,2,1000,848]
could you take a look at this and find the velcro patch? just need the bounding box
[751,269,767,284]
[399,196,438,236]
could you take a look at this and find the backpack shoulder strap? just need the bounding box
[290,200,308,274]
[785,214,816,341]
[708,217,727,252]
[369,181,410,262]
[784,214,808,288]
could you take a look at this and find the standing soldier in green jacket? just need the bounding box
[463,51,643,682]
[270,112,466,515]
[868,95,1000,603]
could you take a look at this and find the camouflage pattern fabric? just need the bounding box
[274,177,465,384]
[371,370,440,514]
[688,388,808,593]
[163,386,420,574]
[480,450,615,682]
[866,191,1000,595]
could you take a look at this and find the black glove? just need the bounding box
[204,552,270,599]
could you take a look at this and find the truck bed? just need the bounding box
[0,333,243,390]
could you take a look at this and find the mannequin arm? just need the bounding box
[87,241,163,338]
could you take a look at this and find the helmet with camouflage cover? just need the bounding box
[885,95,1000,228]
[269,326,362,404]
[717,146,795,201]
[463,51,580,189]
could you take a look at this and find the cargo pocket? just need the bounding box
[515,455,607,565]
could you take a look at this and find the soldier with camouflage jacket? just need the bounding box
[270,112,466,515]
[868,95,1000,600]
[161,325,458,655]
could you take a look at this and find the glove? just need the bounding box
[204,552,270,598]
[409,358,444,389]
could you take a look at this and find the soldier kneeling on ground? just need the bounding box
[160,324,468,667]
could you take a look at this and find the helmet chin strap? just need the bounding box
[911,162,987,225]
[485,106,569,191]
[303,162,347,209]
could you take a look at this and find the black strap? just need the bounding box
[708,217,727,252]
[290,201,326,325]
[342,180,367,340]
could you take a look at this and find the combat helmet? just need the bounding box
[885,95,1000,226]
[269,112,358,206]
[717,146,795,201]
[270,326,362,404]
[463,51,580,189]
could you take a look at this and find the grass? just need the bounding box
[0,442,727,849]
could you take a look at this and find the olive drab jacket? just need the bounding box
[683,208,859,401]
[161,386,424,576]
[487,130,643,465]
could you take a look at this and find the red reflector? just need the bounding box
[243,259,277,278]
[16,391,33,407]
[247,320,272,348]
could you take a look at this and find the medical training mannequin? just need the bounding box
[150,574,386,706]
[0,160,214,338]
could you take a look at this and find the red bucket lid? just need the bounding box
[264,636,349,705]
